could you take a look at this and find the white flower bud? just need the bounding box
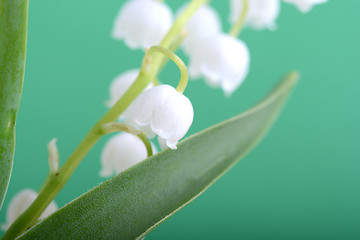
[179,4,221,54]
[189,33,250,96]
[283,0,327,13]
[1,189,57,231]
[47,138,59,174]
[124,85,194,150]
[100,132,157,177]
[230,0,280,30]
[112,0,173,49]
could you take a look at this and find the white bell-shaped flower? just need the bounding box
[106,69,153,118]
[100,132,158,177]
[124,85,194,150]
[112,0,173,49]
[283,0,327,13]
[189,33,250,96]
[230,0,280,30]
[107,69,140,107]
[1,189,58,231]
[178,4,221,54]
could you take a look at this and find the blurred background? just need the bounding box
[1,0,359,239]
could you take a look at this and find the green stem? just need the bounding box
[170,31,188,53]
[137,133,153,157]
[158,0,207,49]
[1,0,206,239]
[101,122,152,157]
[229,0,248,37]
[147,46,188,93]
[158,30,188,71]
[101,122,141,135]
[153,78,161,86]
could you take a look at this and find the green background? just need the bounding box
[1,0,359,239]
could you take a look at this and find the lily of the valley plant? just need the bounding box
[0,0,326,239]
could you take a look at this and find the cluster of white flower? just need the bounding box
[100,0,327,177]
[0,0,327,233]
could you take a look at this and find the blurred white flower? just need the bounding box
[125,85,194,149]
[230,0,280,30]
[112,0,173,49]
[106,69,153,119]
[100,132,158,177]
[179,4,221,54]
[107,69,140,108]
[189,33,250,96]
[283,0,327,13]
[1,189,57,231]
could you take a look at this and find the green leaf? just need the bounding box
[19,72,298,240]
[0,0,28,211]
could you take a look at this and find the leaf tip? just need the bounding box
[287,71,300,85]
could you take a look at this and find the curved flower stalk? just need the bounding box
[1,189,57,231]
[100,132,158,177]
[125,85,194,149]
[283,0,327,13]
[189,33,250,96]
[230,0,280,30]
[123,45,194,149]
[112,0,173,49]
[178,4,221,54]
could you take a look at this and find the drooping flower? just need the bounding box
[230,0,280,30]
[178,4,221,54]
[1,189,58,231]
[283,0,327,13]
[100,132,158,177]
[106,69,153,110]
[112,0,173,49]
[124,85,194,150]
[189,33,250,96]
